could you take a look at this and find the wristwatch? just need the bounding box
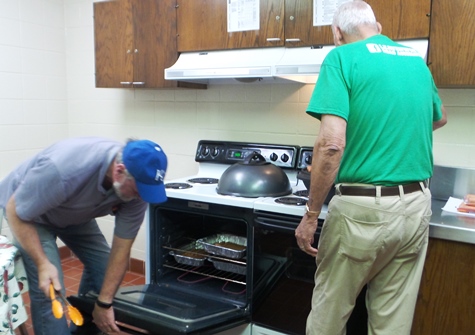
[96,298,113,309]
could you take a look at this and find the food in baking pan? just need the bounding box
[208,258,246,275]
[214,242,246,251]
[169,241,209,266]
[197,234,247,259]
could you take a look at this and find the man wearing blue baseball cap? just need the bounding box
[0,137,168,335]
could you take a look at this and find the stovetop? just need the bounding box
[163,140,327,217]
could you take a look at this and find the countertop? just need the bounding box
[430,199,475,245]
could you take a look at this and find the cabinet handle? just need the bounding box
[126,50,131,54]
[275,15,280,21]
[266,38,281,42]
[120,82,132,85]
[134,49,138,53]
[289,16,295,21]
[285,38,301,43]
[132,82,145,85]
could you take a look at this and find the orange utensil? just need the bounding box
[54,288,84,326]
[49,284,64,319]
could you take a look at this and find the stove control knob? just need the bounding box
[201,146,210,156]
[305,155,313,165]
[212,147,220,157]
[270,153,278,162]
[281,153,289,163]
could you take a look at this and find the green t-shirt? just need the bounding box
[307,35,443,186]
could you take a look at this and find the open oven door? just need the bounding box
[68,254,285,335]
[68,284,248,335]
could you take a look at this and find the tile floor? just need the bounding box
[15,256,146,335]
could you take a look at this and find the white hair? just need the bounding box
[332,0,378,36]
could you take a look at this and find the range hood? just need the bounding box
[165,39,428,84]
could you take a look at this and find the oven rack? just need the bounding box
[163,245,247,286]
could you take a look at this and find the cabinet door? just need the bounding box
[412,239,475,334]
[285,0,333,47]
[94,0,134,88]
[367,0,430,40]
[428,0,475,87]
[252,0,284,47]
[177,0,284,51]
[176,0,228,52]
[133,0,178,88]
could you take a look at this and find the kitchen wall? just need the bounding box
[1,0,474,260]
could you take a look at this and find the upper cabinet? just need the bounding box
[428,0,475,87]
[176,0,430,52]
[176,0,285,51]
[367,0,430,40]
[94,0,204,89]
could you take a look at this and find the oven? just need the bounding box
[69,141,367,335]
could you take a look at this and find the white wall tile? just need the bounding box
[0,46,22,72]
[0,73,23,99]
[44,0,64,28]
[22,74,49,99]
[44,26,66,52]
[21,22,46,49]
[0,18,21,46]
[23,100,48,124]
[0,100,24,124]
[0,0,20,20]
[66,26,93,51]
[19,0,44,24]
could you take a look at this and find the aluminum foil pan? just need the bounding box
[169,241,208,267]
[208,258,246,275]
[197,234,247,259]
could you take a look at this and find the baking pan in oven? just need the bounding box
[208,257,246,275]
[168,241,209,267]
[197,234,247,259]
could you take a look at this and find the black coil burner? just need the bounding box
[275,197,308,206]
[294,190,309,198]
[165,182,192,189]
[187,178,219,184]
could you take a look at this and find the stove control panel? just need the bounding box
[196,140,299,169]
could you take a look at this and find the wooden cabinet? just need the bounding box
[411,238,475,334]
[176,0,285,51]
[176,0,430,52]
[428,0,475,87]
[367,0,430,41]
[94,0,204,89]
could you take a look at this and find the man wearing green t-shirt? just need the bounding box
[295,1,447,334]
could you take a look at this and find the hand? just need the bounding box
[93,305,121,334]
[37,261,61,297]
[295,213,319,257]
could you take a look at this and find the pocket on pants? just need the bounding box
[407,213,431,255]
[339,214,389,262]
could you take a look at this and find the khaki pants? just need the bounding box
[307,185,431,335]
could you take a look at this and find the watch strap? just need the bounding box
[96,298,113,309]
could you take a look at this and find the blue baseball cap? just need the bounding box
[122,140,168,204]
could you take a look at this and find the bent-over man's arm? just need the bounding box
[92,234,135,334]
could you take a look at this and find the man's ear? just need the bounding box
[116,163,127,175]
[376,22,382,34]
[333,27,345,46]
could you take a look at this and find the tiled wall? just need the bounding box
[1,0,474,260]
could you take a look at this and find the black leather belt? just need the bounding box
[338,181,427,197]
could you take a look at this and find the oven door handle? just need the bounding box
[256,221,295,234]
[255,216,322,235]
